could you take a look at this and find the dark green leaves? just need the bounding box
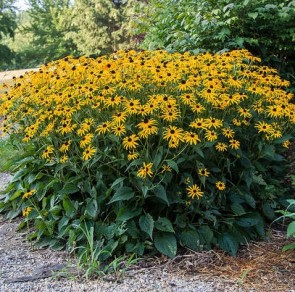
[154,232,177,258]
[108,187,135,204]
[139,213,154,239]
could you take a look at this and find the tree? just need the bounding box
[66,0,136,56]
[0,0,17,66]
[24,0,78,63]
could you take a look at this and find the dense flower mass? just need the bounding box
[0,49,293,197]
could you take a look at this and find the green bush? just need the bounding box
[134,0,295,90]
[0,49,294,261]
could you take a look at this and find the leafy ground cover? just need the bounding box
[0,49,294,274]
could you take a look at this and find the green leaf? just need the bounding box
[231,203,246,216]
[154,232,177,258]
[166,160,179,173]
[155,217,174,233]
[152,184,169,205]
[9,189,23,201]
[116,207,142,222]
[218,232,238,256]
[282,242,295,252]
[244,193,256,208]
[108,186,134,204]
[262,202,276,220]
[110,177,126,189]
[236,215,259,228]
[59,183,79,196]
[248,12,258,19]
[62,197,76,218]
[198,225,213,245]
[179,230,200,250]
[86,199,98,218]
[139,213,154,239]
[287,221,295,238]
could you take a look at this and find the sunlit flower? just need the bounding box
[229,139,240,150]
[22,207,32,217]
[198,168,210,177]
[215,142,228,152]
[216,181,226,191]
[186,184,203,199]
[41,145,54,159]
[22,189,36,199]
[137,162,153,179]
[122,134,139,150]
[82,145,96,160]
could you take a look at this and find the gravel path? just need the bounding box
[0,173,240,291]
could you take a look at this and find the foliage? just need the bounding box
[0,136,22,172]
[0,0,17,66]
[65,0,136,56]
[0,49,294,261]
[275,196,295,251]
[134,0,295,90]
[22,0,78,64]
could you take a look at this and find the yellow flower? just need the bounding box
[222,128,235,139]
[205,117,223,129]
[22,207,32,217]
[205,130,218,142]
[82,145,96,160]
[60,155,68,163]
[282,140,291,148]
[255,121,272,134]
[111,124,126,136]
[161,165,172,173]
[41,145,54,159]
[216,181,226,191]
[198,168,210,177]
[96,121,111,135]
[22,189,36,199]
[229,139,240,150]
[137,162,153,179]
[122,134,139,150]
[163,125,184,142]
[80,133,94,148]
[127,151,139,160]
[183,131,200,145]
[215,142,228,152]
[186,184,203,199]
[190,118,208,129]
[59,140,71,153]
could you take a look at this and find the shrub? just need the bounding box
[0,49,294,260]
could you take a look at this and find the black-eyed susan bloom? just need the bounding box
[59,140,71,153]
[82,145,96,161]
[137,162,153,179]
[96,121,111,135]
[255,121,272,134]
[215,142,228,152]
[22,189,36,199]
[122,134,139,150]
[163,125,184,143]
[198,168,210,177]
[183,131,200,145]
[186,184,203,199]
[216,181,226,191]
[22,207,32,217]
[41,145,54,159]
[127,151,139,161]
[229,139,240,150]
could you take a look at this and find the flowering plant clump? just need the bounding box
[0,49,294,258]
